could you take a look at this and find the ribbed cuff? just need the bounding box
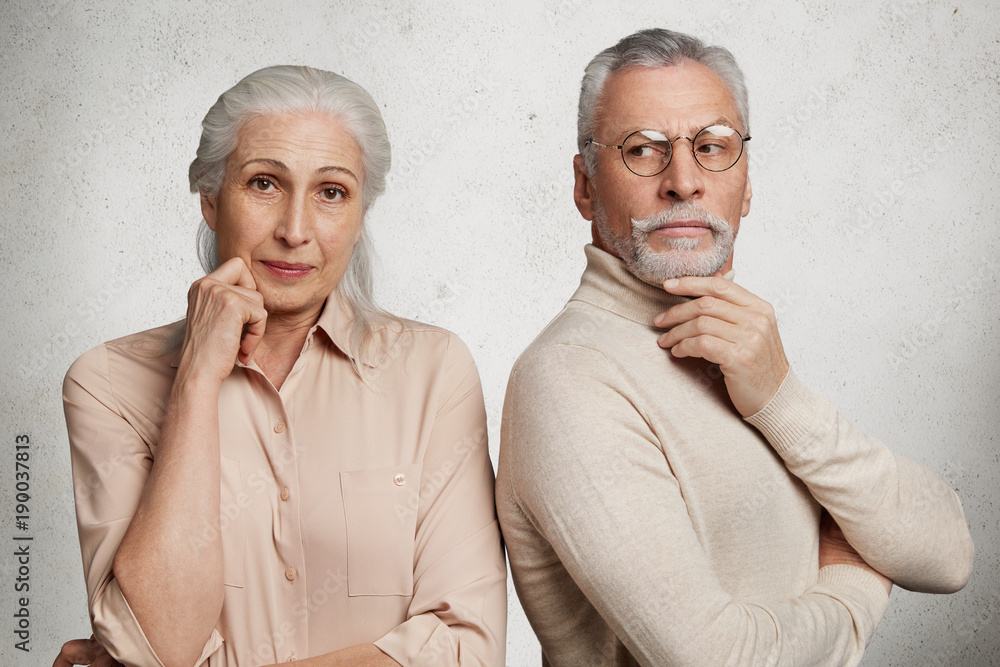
[744,370,830,456]
[818,563,891,629]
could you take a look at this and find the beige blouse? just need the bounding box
[63,293,506,666]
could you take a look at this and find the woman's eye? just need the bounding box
[250,177,274,192]
[322,187,345,201]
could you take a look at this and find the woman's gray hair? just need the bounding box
[189,65,399,386]
[578,28,749,177]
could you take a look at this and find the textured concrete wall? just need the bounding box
[2,0,998,664]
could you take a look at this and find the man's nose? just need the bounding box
[659,140,705,201]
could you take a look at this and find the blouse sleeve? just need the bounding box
[373,333,507,666]
[64,343,224,667]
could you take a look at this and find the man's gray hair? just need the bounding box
[578,28,749,177]
[188,65,398,385]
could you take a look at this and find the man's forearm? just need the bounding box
[746,371,974,592]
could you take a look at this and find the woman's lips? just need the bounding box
[259,260,314,280]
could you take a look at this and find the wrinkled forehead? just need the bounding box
[595,62,743,140]
[227,112,365,178]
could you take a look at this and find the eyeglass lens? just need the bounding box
[621,125,745,175]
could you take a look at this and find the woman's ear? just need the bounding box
[201,192,218,231]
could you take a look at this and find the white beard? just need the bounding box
[593,199,737,285]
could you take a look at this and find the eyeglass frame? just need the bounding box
[585,125,752,176]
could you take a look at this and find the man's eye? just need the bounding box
[628,144,663,158]
[695,142,726,155]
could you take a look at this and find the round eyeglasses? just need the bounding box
[586,125,751,176]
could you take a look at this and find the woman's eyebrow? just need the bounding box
[317,165,358,182]
[239,157,288,171]
[238,158,357,182]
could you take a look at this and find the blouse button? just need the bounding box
[280,486,290,502]
[285,566,297,581]
[274,421,286,434]
[393,473,406,486]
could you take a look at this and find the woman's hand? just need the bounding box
[179,257,267,386]
[108,262,263,666]
[52,637,122,667]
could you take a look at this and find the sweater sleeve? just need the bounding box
[499,343,888,667]
[745,371,974,593]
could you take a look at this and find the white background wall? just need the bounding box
[2,0,998,664]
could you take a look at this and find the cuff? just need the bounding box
[744,370,831,456]
[374,614,463,667]
[816,564,891,641]
[94,578,224,667]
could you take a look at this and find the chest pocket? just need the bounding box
[340,462,422,596]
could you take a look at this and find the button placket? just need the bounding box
[267,399,307,654]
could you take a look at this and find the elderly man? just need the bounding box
[496,28,974,666]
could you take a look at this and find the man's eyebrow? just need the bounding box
[238,158,358,182]
[645,117,739,132]
[707,116,743,131]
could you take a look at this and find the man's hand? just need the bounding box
[52,636,122,667]
[819,512,893,596]
[654,275,789,417]
[180,256,267,385]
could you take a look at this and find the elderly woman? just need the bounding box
[59,66,506,666]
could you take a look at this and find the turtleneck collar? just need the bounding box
[570,244,735,326]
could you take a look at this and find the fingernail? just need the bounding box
[663,278,679,289]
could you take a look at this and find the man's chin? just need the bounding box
[624,247,726,286]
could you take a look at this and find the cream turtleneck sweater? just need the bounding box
[497,245,973,666]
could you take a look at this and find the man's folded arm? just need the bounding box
[500,344,888,667]
[746,371,975,593]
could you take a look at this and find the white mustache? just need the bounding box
[631,202,730,235]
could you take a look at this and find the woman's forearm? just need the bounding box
[265,644,401,667]
[111,368,225,667]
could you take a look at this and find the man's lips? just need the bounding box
[651,220,711,237]
[259,260,315,280]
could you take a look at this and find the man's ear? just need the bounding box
[741,174,752,218]
[200,192,218,231]
[573,154,595,221]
